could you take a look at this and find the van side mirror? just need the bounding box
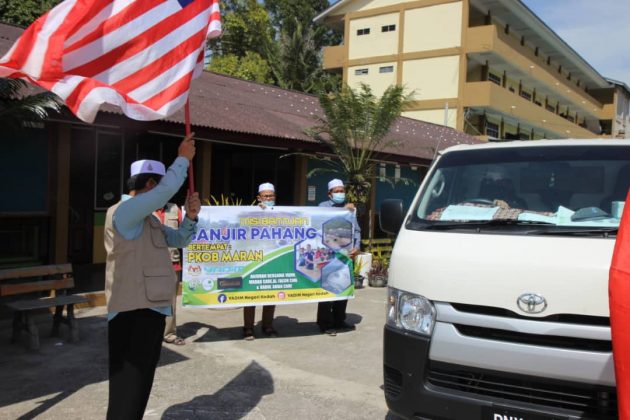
[380,199,404,234]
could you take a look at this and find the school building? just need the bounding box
[316,0,630,140]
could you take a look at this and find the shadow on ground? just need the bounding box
[178,312,363,342]
[0,312,188,418]
[162,360,273,419]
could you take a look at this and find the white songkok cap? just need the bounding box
[130,160,166,177]
[327,179,344,191]
[258,182,275,193]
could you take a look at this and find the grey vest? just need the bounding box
[104,201,176,313]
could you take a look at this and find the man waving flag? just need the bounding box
[0,0,221,123]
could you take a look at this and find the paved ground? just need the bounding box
[0,286,391,419]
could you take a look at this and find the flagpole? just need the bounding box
[184,99,195,194]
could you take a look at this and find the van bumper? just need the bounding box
[384,324,475,420]
[382,325,616,420]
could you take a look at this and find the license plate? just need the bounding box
[482,405,568,420]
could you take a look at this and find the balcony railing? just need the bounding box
[463,81,599,139]
[466,25,607,119]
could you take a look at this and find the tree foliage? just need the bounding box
[209,52,273,84]
[307,84,413,205]
[208,0,340,92]
[0,78,62,131]
[0,0,61,27]
[267,19,338,93]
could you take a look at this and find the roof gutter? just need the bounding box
[313,0,351,23]
[607,78,630,96]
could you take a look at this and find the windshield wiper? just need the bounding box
[529,227,618,237]
[422,219,555,230]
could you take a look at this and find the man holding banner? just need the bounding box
[316,179,361,336]
[242,182,279,340]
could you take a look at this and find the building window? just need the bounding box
[355,68,369,76]
[488,73,502,86]
[486,121,500,138]
[382,24,396,32]
[379,66,394,73]
[520,90,532,101]
[357,28,370,36]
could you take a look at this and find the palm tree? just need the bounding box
[307,83,413,205]
[0,78,63,131]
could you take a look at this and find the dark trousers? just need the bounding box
[317,300,348,329]
[108,309,166,420]
[243,305,276,329]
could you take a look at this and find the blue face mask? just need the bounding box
[262,201,275,207]
[331,193,346,204]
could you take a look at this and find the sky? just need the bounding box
[522,0,630,86]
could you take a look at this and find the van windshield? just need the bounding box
[411,145,630,231]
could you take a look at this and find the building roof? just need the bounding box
[124,71,479,160]
[0,22,479,162]
[607,78,630,96]
[316,0,611,90]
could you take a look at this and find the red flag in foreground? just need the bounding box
[0,0,221,123]
[610,189,630,419]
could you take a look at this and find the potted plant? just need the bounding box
[352,256,369,289]
[368,254,389,287]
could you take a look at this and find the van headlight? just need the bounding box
[387,287,436,336]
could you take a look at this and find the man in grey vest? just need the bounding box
[104,133,200,419]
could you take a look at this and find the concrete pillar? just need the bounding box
[293,155,308,205]
[53,124,71,263]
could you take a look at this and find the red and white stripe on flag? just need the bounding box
[0,0,221,123]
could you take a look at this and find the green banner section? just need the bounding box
[183,206,356,308]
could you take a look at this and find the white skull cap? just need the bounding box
[258,182,275,193]
[327,179,344,191]
[130,160,166,177]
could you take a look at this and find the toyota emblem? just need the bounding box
[517,293,547,314]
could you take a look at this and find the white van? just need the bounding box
[380,140,629,420]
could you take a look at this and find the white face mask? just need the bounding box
[262,201,275,207]
[331,193,346,204]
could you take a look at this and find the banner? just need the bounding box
[183,206,356,308]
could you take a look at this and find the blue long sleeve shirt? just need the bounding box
[108,157,197,320]
[318,199,362,249]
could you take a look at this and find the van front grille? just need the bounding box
[427,362,617,418]
[451,303,610,326]
[454,324,612,352]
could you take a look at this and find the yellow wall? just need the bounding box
[403,2,462,53]
[348,62,397,97]
[349,13,400,59]
[402,108,458,128]
[402,56,460,100]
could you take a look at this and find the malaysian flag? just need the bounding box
[0,0,221,123]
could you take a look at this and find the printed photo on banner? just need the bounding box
[182,206,356,308]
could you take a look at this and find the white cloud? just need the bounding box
[522,0,630,85]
